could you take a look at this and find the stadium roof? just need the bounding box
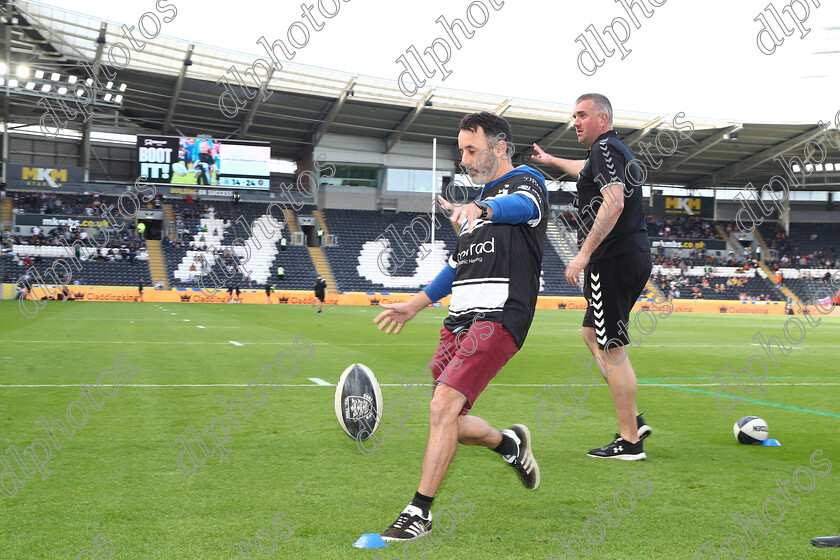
[3,0,840,191]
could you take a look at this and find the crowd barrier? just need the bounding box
[4,284,827,316]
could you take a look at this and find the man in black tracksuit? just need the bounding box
[532,93,654,461]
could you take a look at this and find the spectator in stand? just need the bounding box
[646,215,720,240]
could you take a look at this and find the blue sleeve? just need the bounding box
[486,192,540,224]
[423,262,456,303]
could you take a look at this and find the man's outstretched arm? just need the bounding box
[374,261,455,334]
[374,291,433,334]
[531,143,585,179]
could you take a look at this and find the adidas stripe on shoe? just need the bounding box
[502,424,540,490]
[380,505,432,542]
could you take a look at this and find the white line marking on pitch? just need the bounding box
[750,343,802,350]
[197,326,205,329]
[229,341,244,346]
[308,378,333,386]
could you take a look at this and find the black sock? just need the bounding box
[411,492,434,517]
[493,433,518,457]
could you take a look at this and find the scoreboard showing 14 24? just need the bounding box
[219,178,269,188]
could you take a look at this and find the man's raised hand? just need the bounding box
[530,143,554,166]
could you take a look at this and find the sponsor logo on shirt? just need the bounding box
[456,237,496,265]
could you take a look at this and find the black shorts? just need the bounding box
[582,250,652,349]
[314,292,325,301]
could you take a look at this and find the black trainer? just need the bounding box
[380,505,432,542]
[501,425,540,490]
[637,413,652,441]
[588,435,646,461]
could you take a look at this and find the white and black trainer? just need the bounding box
[637,413,653,441]
[502,425,540,490]
[587,435,646,461]
[380,505,432,542]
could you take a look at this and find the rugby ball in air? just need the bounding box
[334,363,383,441]
[172,162,188,176]
[734,416,769,445]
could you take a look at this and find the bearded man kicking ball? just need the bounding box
[373,111,548,542]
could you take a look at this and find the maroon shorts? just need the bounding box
[427,321,519,415]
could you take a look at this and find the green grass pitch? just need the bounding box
[0,300,838,559]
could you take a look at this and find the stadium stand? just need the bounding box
[320,208,583,296]
[5,249,151,289]
[11,187,835,304]
[540,239,583,297]
[760,221,839,269]
[321,209,455,293]
[163,199,317,291]
[784,273,837,303]
[652,262,785,301]
[1,0,837,315]
[785,222,839,268]
[750,220,839,303]
[646,215,721,240]
[4,190,152,287]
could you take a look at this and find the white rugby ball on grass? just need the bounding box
[734,416,768,445]
[334,363,383,441]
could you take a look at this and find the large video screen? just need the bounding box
[137,136,271,189]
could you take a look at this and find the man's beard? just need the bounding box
[466,155,498,185]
